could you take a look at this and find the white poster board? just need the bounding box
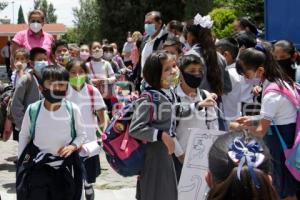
[178,129,225,200]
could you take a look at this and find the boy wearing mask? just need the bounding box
[51,40,71,67]
[11,47,48,140]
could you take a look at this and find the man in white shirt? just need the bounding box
[141,11,169,72]
[1,41,12,79]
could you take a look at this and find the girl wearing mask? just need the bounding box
[234,42,299,200]
[88,41,116,117]
[207,132,279,200]
[11,48,30,88]
[66,59,108,200]
[273,40,299,82]
[79,44,90,62]
[174,54,218,180]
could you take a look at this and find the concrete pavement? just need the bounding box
[0,140,136,200]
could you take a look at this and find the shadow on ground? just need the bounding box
[0,163,15,173]
[2,183,15,194]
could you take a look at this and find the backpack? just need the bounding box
[102,90,158,177]
[0,84,14,136]
[264,83,300,181]
[16,100,79,199]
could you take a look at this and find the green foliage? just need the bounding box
[17,6,25,24]
[209,8,237,38]
[34,0,57,23]
[213,0,264,28]
[61,28,80,43]
[73,0,101,43]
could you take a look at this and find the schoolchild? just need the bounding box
[11,48,30,88]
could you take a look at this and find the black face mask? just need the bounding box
[42,88,66,104]
[277,58,296,80]
[182,71,203,88]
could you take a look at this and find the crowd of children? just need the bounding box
[0,10,300,200]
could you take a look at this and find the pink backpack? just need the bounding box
[264,83,300,181]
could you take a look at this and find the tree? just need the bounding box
[0,2,8,11]
[213,0,264,28]
[34,0,57,23]
[209,8,237,38]
[184,0,214,20]
[73,0,101,43]
[17,5,25,24]
[61,28,80,43]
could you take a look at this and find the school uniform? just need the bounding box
[66,84,106,183]
[174,85,218,180]
[17,100,87,200]
[11,71,41,140]
[221,63,242,122]
[129,88,180,200]
[261,80,298,198]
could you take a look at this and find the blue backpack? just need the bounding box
[102,90,158,177]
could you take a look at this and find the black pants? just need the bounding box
[5,58,12,80]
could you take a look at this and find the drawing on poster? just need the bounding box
[178,175,202,200]
[178,129,225,200]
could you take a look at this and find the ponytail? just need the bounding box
[208,167,279,200]
[185,21,224,95]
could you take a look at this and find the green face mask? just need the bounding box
[70,75,86,88]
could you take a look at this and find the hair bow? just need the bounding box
[193,13,214,29]
[228,137,265,188]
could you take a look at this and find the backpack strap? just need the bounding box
[29,100,43,139]
[29,100,76,141]
[263,83,300,108]
[65,100,77,140]
[86,84,95,112]
[199,90,209,129]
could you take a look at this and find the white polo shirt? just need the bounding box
[88,60,115,79]
[261,80,297,125]
[66,84,106,142]
[221,63,242,121]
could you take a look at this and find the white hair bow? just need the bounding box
[193,13,214,29]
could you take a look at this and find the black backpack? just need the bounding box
[0,84,13,136]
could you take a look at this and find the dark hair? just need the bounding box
[29,47,47,61]
[102,45,114,52]
[185,20,223,95]
[143,51,171,90]
[236,42,294,87]
[51,40,68,55]
[238,17,258,36]
[216,38,239,60]
[233,32,257,49]
[41,65,69,85]
[177,54,204,71]
[15,48,30,59]
[163,37,183,54]
[66,59,89,74]
[89,41,101,50]
[145,11,162,23]
[207,132,279,200]
[274,40,296,57]
[168,20,183,33]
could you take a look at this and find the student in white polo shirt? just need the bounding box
[66,59,108,200]
[216,38,242,124]
[174,54,219,180]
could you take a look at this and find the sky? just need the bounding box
[0,0,80,27]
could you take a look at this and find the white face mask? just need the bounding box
[179,35,186,44]
[15,61,27,70]
[92,49,103,59]
[30,22,42,33]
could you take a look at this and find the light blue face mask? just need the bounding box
[144,23,156,37]
[34,61,48,74]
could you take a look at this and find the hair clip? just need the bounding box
[228,137,265,188]
[193,13,214,29]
